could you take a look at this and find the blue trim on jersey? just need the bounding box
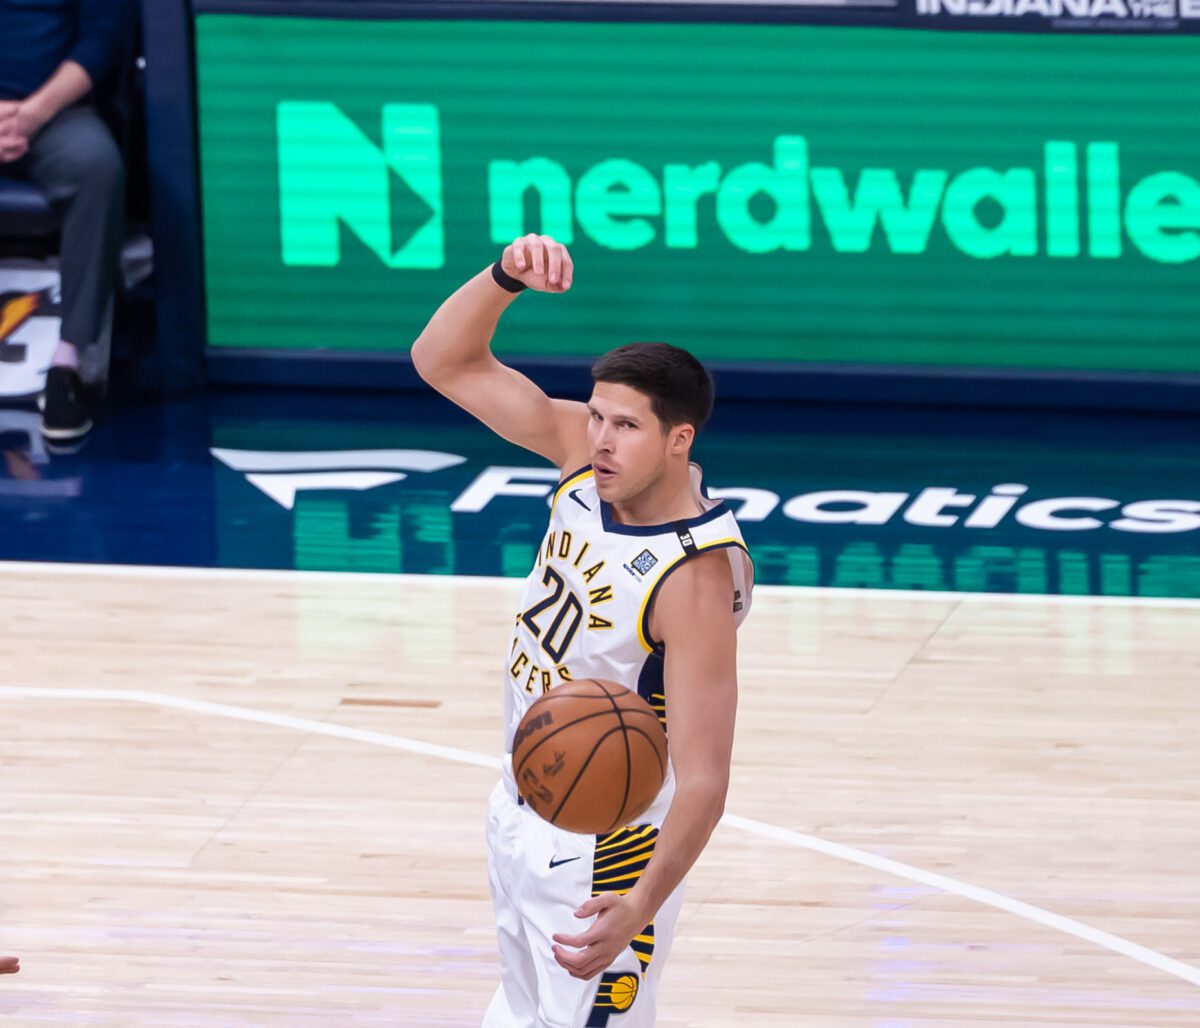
[555,464,592,491]
[636,649,667,732]
[599,498,731,537]
[551,465,595,510]
[638,540,750,649]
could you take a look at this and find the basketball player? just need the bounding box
[412,235,753,1027]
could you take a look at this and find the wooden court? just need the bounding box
[2,561,1198,1026]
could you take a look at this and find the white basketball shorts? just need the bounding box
[482,780,685,1028]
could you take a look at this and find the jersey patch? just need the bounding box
[630,549,658,576]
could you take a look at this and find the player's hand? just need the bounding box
[551,892,646,981]
[501,234,573,294]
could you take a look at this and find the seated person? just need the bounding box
[0,0,138,441]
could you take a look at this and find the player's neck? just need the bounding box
[606,462,701,527]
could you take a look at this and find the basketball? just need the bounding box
[511,679,668,834]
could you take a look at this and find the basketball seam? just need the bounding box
[601,683,634,835]
[621,725,667,779]
[513,706,623,778]
[549,724,630,827]
[554,680,626,830]
[512,680,636,777]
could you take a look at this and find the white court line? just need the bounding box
[3,685,1199,990]
[2,559,1199,609]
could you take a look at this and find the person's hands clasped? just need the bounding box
[500,234,574,294]
[0,101,33,164]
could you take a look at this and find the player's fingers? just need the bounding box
[560,962,587,981]
[512,238,528,272]
[552,930,588,948]
[572,895,606,918]
[545,238,562,286]
[572,956,606,981]
[552,945,585,973]
[531,236,545,276]
[557,949,606,981]
[560,247,573,290]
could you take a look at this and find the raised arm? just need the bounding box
[552,551,738,979]
[410,234,589,469]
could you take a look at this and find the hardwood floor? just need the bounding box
[2,563,1198,1026]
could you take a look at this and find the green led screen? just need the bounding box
[196,15,1200,371]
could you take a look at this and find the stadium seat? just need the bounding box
[0,177,59,252]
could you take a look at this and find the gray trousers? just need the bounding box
[2,104,125,368]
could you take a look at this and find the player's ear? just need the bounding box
[669,423,694,455]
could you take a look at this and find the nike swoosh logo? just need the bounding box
[569,489,592,511]
[549,856,582,869]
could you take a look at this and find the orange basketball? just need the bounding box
[511,678,668,834]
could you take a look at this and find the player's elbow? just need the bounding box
[410,335,480,394]
[410,335,440,385]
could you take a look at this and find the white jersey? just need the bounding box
[500,462,753,825]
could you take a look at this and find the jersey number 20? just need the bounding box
[520,567,583,664]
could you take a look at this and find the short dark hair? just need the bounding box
[591,342,714,435]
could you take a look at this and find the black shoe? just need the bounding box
[40,367,93,441]
[44,434,90,457]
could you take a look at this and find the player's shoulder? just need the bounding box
[667,547,736,588]
[649,550,737,648]
[656,549,736,613]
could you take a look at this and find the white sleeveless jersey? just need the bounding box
[500,462,753,826]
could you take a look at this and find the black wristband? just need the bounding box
[491,261,527,294]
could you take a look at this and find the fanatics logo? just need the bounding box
[630,549,658,576]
